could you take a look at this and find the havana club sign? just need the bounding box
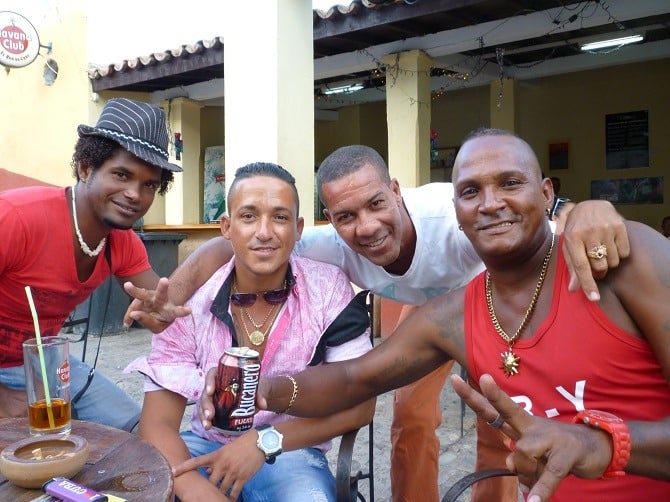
[0,11,40,68]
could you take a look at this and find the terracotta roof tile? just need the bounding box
[313,0,402,18]
[87,36,224,82]
[88,2,398,84]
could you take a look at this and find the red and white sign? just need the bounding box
[0,11,40,68]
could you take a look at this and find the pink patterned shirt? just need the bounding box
[126,254,371,450]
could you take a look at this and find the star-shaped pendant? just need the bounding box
[500,349,520,377]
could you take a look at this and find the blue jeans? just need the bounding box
[181,431,336,502]
[0,355,140,432]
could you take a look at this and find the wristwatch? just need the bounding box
[255,424,283,464]
[572,410,631,478]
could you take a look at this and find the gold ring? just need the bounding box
[587,244,607,260]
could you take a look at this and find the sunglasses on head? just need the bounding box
[230,282,290,307]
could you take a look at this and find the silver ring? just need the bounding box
[487,413,504,429]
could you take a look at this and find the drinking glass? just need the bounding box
[22,336,71,436]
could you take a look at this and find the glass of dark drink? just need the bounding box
[22,336,71,436]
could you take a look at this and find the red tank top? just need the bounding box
[465,238,670,500]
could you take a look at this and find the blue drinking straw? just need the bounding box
[25,286,56,429]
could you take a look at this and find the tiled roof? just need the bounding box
[88,2,402,83]
[314,0,403,18]
[88,36,224,82]
[314,0,404,19]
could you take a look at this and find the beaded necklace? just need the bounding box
[71,185,106,258]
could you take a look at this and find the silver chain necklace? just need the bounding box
[71,184,106,257]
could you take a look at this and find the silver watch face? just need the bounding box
[261,429,281,451]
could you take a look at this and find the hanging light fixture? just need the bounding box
[322,82,364,95]
[580,34,643,51]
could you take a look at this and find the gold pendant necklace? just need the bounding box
[486,233,555,377]
[240,304,281,346]
[242,304,277,346]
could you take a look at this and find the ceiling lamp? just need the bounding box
[580,34,643,51]
[322,82,364,95]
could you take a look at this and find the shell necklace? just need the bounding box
[485,233,555,377]
[71,185,106,257]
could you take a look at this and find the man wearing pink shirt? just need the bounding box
[127,162,375,501]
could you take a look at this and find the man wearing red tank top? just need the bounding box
[255,128,670,502]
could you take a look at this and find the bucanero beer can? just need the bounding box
[213,347,261,435]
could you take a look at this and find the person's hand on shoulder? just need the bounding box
[560,200,630,301]
[450,374,616,502]
[123,277,191,333]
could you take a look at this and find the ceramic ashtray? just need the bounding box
[0,434,89,488]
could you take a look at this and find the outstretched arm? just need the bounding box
[168,237,233,305]
[560,200,629,301]
[123,237,234,333]
[251,291,465,418]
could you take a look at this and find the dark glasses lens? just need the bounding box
[230,292,257,307]
[230,287,291,307]
[263,287,291,304]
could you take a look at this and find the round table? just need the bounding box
[0,418,173,501]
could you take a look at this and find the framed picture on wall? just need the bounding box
[439,146,458,168]
[430,146,458,182]
[590,176,663,204]
[548,142,569,170]
[605,110,649,170]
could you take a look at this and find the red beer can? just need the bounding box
[213,347,261,435]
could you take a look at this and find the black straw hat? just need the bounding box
[77,98,182,172]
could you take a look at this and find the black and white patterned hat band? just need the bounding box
[77,98,182,172]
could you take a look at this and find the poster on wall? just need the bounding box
[548,142,569,170]
[430,146,457,182]
[590,176,663,205]
[203,146,226,223]
[605,110,649,170]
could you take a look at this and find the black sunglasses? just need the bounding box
[550,196,572,219]
[230,283,290,307]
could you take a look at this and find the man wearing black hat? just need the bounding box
[0,98,184,432]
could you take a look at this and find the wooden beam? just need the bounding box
[92,48,224,92]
